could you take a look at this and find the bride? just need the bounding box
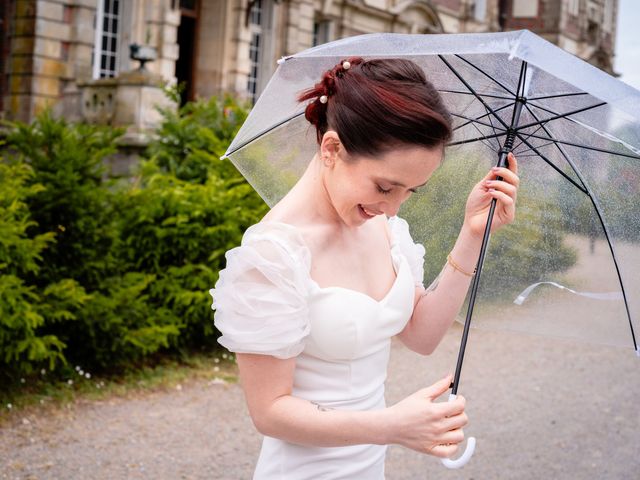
[211,57,519,479]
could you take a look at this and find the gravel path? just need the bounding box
[2,328,638,480]
[2,237,639,479]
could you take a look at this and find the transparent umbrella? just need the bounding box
[222,30,640,468]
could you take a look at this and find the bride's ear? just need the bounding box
[320,130,342,166]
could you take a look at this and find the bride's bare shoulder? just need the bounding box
[261,201,302,227]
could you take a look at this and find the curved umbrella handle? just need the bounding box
[440,394,476,469]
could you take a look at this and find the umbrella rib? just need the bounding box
[520,106,638,353]
[468,115,500,152]
[512,120,550,153]
[513,139,557,155]
[527,91,589,101]
[513,132,588,195]
[222,111,306,158]
[448,131,507,147]
[484,102,504,151]
[453,54,516,97]
[516,101,606,131]
[525,102,640,159]
[516,131,640,160]
[438,55,512,133]
[439,89,514,100]
[452,102,514,132]
[450,112,507,132]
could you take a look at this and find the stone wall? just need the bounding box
[0,0,620,125]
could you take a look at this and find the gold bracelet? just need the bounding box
[447,253,476,277]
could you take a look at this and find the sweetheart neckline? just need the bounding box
[250,220,405,304]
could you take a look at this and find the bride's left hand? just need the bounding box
[463,152,519,238]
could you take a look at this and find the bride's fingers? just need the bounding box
[428,442,460,459]
[484,179,517,198]
[487,188,515,207]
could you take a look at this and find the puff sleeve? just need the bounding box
[388,216,426,287]
[209,223,312,359]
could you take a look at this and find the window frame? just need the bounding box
[92,0,122,79]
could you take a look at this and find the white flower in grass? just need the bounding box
[85,373,91,379]
[67,379,73,385]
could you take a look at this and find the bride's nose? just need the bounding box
[382,191,412,217]
[382,200,402,218]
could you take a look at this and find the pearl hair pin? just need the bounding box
[342,61,351,70]
[319,95,328,104]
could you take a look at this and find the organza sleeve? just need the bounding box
[209,225,312,359]
[388,216,426,287]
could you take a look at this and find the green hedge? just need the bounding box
[1,97,267,382]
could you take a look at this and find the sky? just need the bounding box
[614,0,640,90]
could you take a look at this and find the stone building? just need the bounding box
[0,0,619,127]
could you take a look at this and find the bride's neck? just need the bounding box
[287,154,344,228]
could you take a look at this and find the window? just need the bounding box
[313,19,333,47]
[92,0,121,79]
[473,0,487,22]
[603,0,613,32]
[512,0,538,18]
[247,0,263,102]
[247,0,274,103]
[567,0,580,16]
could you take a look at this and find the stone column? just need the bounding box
[227,0,252,96]
[284,0,315,56]
[59,0,101,122]
[7,0,71,122]
[194,0,229,99]
[144,0,180,82]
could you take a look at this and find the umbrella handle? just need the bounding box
[440,394,476,469]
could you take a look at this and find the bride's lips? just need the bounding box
[358,204,379,219]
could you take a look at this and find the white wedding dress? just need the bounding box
[210,216,425,480]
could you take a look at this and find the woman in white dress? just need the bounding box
[211,57,519,479]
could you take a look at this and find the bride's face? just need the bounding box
[322,139,443,227]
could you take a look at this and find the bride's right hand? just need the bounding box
[385,374,468,458]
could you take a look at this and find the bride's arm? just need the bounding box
[236,353,466,456]
[397,226,481,355]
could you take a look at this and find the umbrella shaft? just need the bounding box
[450,94,525,395]
[451,196,498,395]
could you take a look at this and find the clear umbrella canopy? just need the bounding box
[224,30,640,352]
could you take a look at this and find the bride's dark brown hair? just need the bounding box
[298,57,452,158]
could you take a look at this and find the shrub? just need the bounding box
[0,97,266,378]
[0,161,89,379]
[401,152,577,298]
[119,96,267,351]
[4,110,124,290]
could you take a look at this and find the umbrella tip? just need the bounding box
[277,56,289,65]
[220,155,228,161]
